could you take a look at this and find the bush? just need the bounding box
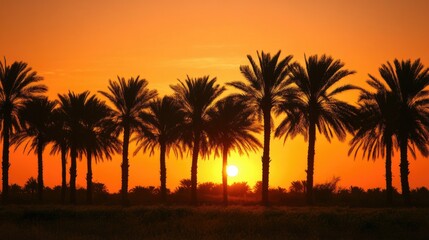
[229,182,251,197]
[313,177,340,204]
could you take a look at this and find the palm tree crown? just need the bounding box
[99,77,158,133]
[228,50,293,206]
[0,59,47,203]
[276,54,357,204]
[349,89,398,160]
[171,75,225,205]
[208,96,262,156]
[82,95,121,163]
[13,97,57,153]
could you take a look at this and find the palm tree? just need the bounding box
[275,54,356,205]
[0,59,47,203]
[134,96,185,203]
[367,59,429,204]
[99,76,157,205]
[57,91,92,204]
[228,51,293,206]
[50,109,69,203]
[348,86,399,204]
[171,76,225,205]
[11,97,56,202]
[207,96,261,205]
[81,95,121,204]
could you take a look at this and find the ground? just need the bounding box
[0,205,428,239]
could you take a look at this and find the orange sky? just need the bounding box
[1,0,429,193]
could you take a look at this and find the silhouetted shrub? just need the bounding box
[129,186,160,204]
[289,180,306,193]
[313,177,340,204]
[198,182,217,195]
[412,187,429,206]
[24,177,38,195]
[170,179,192,204]
[229,182,251,197]
[268,187,287,203]
[253,181,262,195]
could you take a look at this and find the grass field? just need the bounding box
[0,205,428,239]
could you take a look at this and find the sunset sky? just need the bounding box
[1,0,429,193]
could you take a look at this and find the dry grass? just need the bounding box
[0,205,428,239]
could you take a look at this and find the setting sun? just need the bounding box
[227,165,239,177]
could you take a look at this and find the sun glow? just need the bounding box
[226,165,239,177]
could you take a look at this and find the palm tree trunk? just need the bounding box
[69,147,77,204]
[121,125,130,206]
[262,109,271,206]
[399,136,410,205]
[222,146,229,206]
[37,140,44,203]
[191,131,201,205]
[306,120,316,205]
[385,136,393,205]
[160,142,167,203]
[86,151,93,204]
[1,114,11,204]
[61,145,67,204]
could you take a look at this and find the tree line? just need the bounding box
[1,51,428,206]
[8,176,429,207]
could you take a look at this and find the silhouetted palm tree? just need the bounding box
[0,59,47,203]
[276,55,356,205]
[134,96,185,203]
[171,76,225,205]
[50,108,69,203]
[57,91,92,204]
[81,95,121,204]
[367,59,429,204]
[12,97,56,202]
[207,96,261,205]
[349,86,399,205]
[228,51,293,206]
[99,76,157,205]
